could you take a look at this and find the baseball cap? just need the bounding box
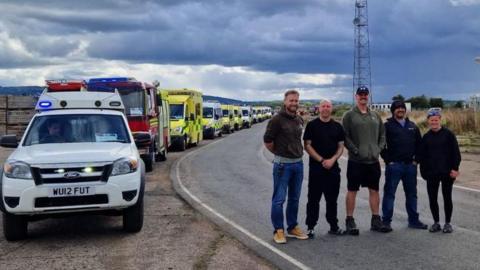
[356,86,369,95]
[427,107,442,118]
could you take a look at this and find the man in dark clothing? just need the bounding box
[264,89,308,244]
[380,100,428,232]
[304,100,346,238]
[418,108,461,233]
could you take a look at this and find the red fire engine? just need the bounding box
[87,77,161,172]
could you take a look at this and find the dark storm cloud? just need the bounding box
[0,0,479,100]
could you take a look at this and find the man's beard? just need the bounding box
[286,105,297,113]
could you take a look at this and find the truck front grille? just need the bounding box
[30,163,113,185]
[34,194,109,208]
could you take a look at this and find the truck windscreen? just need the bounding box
[170,104,184,120]
[23,114,130,146]
[117,88,145,116]
[203,108,213,118]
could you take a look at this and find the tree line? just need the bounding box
[391,94,464,109]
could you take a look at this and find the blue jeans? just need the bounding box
[271,161,304,231]
[382,162,420,225]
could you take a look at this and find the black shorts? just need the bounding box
[347,160,381,191]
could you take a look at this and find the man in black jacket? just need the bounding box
[418,108,461,233]
[380,100,427,232]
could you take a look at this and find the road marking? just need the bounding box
[339,156,480,193]
[175,138,311,270]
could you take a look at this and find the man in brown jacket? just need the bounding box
[264,89,308,244]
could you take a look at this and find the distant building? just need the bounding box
[468,94,480,112]
[370,102,412,112]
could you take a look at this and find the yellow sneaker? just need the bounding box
[287,226,309,240]
[273,229,287,244]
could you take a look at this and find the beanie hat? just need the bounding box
[390,100,406,114]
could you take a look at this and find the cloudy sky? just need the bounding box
[0,0,479,102]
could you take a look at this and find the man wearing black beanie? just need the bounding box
[380,100,428,232]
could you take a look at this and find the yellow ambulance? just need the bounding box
[233,105,243,131]
[166,89,203,151]
[221,104,235,134]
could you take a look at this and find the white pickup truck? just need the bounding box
[0,81,145,241]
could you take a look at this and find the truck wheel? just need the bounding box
[142,145,154,172]
[3,213,28,241]
[234,124,239,131]
[179,137,186,151]
[143,155,153,172]
[123,194,144,233]
[218,131,222,137]
[156,148,167,162]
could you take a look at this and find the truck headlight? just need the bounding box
[174,127,183,133]
[111,157,138,176]
[4,161,32,179]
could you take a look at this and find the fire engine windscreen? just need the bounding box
[23,115,131,145]
[117,88,145,116]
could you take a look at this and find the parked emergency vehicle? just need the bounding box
[0,80,145,241]
[252,108,258,124]
[202,102,222,139]
[87,77,160,172]
[154,87,171,161]
[241,106,253,128]
[264,107,272,119]
[232,105,242,131]
[220,104,235,134]
[255,106,265,122]
[166,89,203,151]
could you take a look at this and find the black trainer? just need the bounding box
[382,222,393,233]
[443,223,453,233]
[307,229,315,239]
[429,223,442,233]
[328,227,347,236]
[371,215,390,233]
[345,217,359,236]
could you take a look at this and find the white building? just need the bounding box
[468,94,480,111]
[370,102,412,112]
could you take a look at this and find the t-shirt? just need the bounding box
[303,118,345,168]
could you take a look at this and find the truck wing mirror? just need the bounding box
[0,135,18,148]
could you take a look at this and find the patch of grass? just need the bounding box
[380,109,480,151]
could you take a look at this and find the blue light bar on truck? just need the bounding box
[88,77,135,83]
[87,77,140,92]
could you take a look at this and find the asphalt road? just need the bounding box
[175,121,480,270]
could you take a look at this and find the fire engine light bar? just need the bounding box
[88,77,134,83]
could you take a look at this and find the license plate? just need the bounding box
[49,186,96,197]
